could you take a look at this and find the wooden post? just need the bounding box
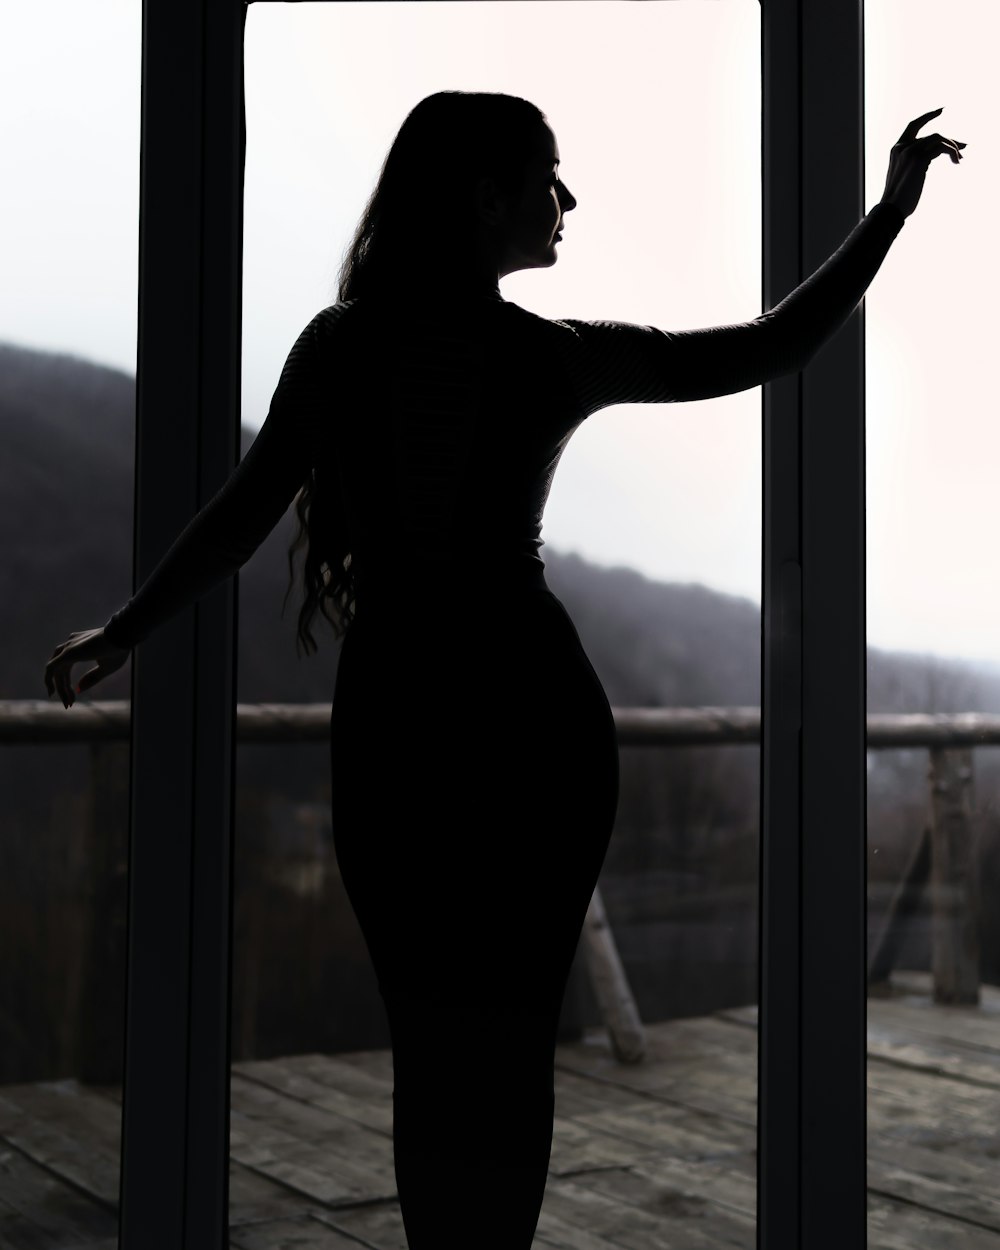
[928,747,980,1005]
[581,884,646,1064]
[867,824,932,994]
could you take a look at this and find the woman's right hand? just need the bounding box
[881,107,966,220]
[44,627,130,708]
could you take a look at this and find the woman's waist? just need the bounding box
[352,548,550,613]
[342,575,593,681]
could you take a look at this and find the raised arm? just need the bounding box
[101,308,341,650]
[554,200,906,415]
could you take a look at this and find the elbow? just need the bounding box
[757,312,816,381]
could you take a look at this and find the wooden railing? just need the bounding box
[2,701,995,1065]
[0,701,763,745]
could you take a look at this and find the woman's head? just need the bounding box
[336,90,577,301]
[481,110,577,279]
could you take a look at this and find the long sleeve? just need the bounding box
[555,199,905,415]
[102,311,333,650]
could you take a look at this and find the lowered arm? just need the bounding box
[102,311,337,649]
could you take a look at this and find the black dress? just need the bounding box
[102,200,905,1248]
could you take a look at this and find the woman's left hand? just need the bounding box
[880,107,966,220]
[44,627,130,708]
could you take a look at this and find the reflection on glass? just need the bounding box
[0,1,139,1243]
[865,4,1000,1246]
[235,2,760,1245]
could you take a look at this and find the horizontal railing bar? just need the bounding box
[865,713,1000,748]
[614,706,761,746]
[7,701,1000,748]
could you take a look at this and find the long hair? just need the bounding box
[283,91,547,657]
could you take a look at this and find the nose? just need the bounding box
[560,183,577,214]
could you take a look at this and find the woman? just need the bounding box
[45,92,962,1248]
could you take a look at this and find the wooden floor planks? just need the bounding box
[2,971,1000,1246]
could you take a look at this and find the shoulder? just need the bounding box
[500,300,567,333]
[501,301,651,348]
[497,301,593,356]
[309,299,362,340]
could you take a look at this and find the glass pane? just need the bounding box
[0,1,139,1245]
[865,5,1000,1247]
[235,2,761,1245]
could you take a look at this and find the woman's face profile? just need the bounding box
[484,122,578,279]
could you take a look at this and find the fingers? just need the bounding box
[44,657,60,700]
[55,667,74,708]
[925,135,962,162]
[898,110,968,163]
[44,659,75,708]
[899,107,944,145]
[44,641,77,708]
[905,131,965,166]
[44,633,127,705]
[927,135,965,163]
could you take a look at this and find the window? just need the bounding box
[865,6,996,1243]
[0,0,140,1234]
[232,3,763,1243]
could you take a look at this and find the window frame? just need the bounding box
[118,3,868,1248]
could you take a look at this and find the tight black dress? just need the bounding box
[102,200,905,1249]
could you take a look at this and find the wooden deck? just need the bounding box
[3,970,1000,1248]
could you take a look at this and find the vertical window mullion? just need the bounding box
[760,2,867,1249]
[119,2,244,1246]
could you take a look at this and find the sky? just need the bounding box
[2,1,994,665]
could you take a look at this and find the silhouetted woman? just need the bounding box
[45,92,963,1249]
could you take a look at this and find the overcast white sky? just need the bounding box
[2,2,993,664]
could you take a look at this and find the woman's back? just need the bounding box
[324,292,583,617]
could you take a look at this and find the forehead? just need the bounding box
[528,121,560,166]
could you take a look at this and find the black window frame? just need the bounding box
[117,3,869,1248]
